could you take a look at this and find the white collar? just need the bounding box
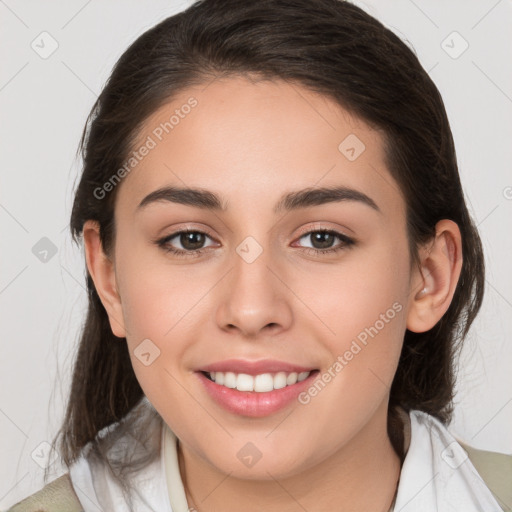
[69,398,172,511]
[392,410,503,511]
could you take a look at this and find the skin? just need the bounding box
[83,76,462,511]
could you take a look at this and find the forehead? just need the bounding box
[116,76,404,221]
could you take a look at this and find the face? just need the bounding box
[94,76,417,479]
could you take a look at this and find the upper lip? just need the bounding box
[199,359,317,376]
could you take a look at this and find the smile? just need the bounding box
[196,369,320,417]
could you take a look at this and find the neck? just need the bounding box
[178,400,402,512]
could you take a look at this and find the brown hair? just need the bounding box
[50,0,485,490]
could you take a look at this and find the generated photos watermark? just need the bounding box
[298,301,403,404]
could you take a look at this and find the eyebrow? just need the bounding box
[137,185,381,215]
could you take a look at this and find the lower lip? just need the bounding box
[196,370,319,417]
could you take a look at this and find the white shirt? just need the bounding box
[68,397,503,511]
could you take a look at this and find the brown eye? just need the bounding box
[306,231,337,249]
[296,229,355,255]
[178,231,207,250]
[156,229,216,257]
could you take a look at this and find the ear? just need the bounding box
[406,219,463,333]
[83,220,126,338]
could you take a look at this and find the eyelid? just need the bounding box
[294,222,354,240]
[157,223,218,240]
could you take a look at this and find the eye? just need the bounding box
[293,228,355,255]
[156,229,217,258]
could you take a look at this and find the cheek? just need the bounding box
[115,250,213,392]
[115,240,189,338]
[117,258,193,405]
[300,244,408,335]
[299,239,409,386]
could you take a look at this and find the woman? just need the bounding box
[7,0,511,510]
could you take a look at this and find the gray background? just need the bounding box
[1,0,511,507]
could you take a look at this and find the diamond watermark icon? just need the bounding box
[31,441,57,469]
[441,441,468,469]
[338,134,366,161]
[236,236,263,264]
[134,338,161,366]
[31,31,59,59]
[237,442,263,468]
[441,31,469,60]
[32,237,58,263]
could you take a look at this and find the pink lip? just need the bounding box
[199,358,316,376]
[195,369,319,417]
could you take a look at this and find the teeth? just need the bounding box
[206,370,312,392]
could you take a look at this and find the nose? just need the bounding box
[215,242,293,339]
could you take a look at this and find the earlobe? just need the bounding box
[406,219,463,333]
[82,220,127,338]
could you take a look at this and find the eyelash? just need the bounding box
[155,227,355,258]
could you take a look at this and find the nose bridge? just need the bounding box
[215,233,293,336]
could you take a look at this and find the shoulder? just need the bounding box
[407,408,512,511]
[4,473,83,512]
[457,440,512,512]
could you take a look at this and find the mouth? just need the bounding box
[195,368,320,417]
